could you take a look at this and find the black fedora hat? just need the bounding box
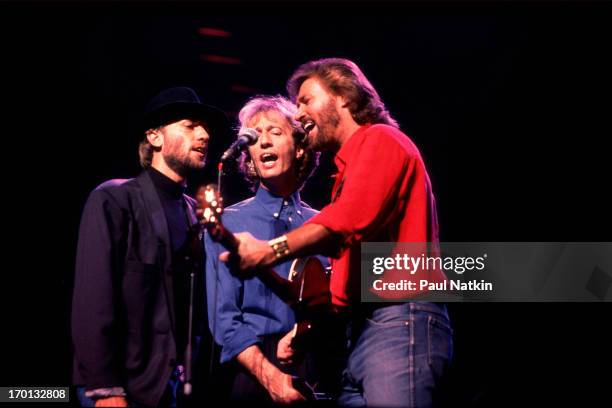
[143,86,229,136]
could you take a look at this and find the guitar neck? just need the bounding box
[209,221,295,304]
[210,222,239,253]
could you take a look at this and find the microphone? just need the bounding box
[221,128,259,161]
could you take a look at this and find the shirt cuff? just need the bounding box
[221,329,262,364]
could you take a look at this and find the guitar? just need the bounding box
[198,184,332,351]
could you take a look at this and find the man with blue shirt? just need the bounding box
[205,96,322,405]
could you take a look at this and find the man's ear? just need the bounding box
[146,128,163,148]
[295,147,304,159]
[339,95,350,109]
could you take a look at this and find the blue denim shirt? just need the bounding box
[205,187,327,363]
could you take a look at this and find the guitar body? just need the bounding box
[287,256,331,351]
[289,257,331,306]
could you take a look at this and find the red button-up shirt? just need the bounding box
[308,124,443,306]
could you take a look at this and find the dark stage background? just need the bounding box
[2,1,611,406]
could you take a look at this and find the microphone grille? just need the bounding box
[240,128,260,144]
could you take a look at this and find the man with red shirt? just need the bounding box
[222,58,453,407]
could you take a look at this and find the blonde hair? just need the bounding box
[237,95,319,191]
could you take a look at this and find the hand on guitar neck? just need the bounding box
[219,231,277,274]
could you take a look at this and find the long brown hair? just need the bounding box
[287,58,398,128]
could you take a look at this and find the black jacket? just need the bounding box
[72,171,199,407]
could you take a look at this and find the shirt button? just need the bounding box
[273,212,279,218]
[283,200,289,206]
[288,216,293,222]
[297,210,302,215]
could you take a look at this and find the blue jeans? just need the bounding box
[338,303,453,408]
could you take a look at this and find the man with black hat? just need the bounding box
[72,87,227,407]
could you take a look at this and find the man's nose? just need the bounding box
[195,125,210,141]
[259,131,272,147]
[294,106,305,122]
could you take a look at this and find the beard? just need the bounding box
[164,149,206,177]
[310,99,341,151]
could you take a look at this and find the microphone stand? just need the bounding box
[184,161,225,397]
[208,161,224,380]
[183,164,227,397]
[183,214,204,397]
[183,269,196,396]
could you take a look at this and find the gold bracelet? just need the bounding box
[268,235,290,259]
